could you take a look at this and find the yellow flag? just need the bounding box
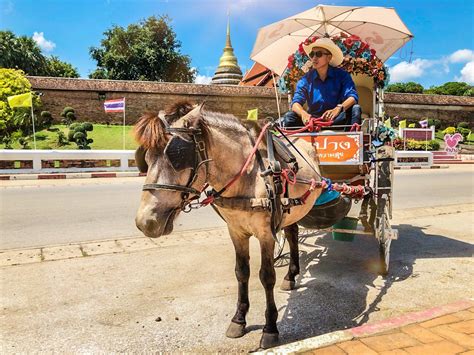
[7,92,32,108]
[384,118,391,128]
[247,108,258,121]
[399,119,407,129]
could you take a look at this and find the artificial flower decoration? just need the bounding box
[279,33,390,93]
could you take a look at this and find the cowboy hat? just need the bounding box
[303,38,344,67]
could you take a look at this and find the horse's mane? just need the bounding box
[134,100,264,150]
[134,100,196,149]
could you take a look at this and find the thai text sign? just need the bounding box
[298,133,363,164]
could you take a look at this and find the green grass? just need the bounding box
[0,124,139,150]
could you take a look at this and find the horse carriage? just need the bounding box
[272,70,397,276]
[134,5,413,349]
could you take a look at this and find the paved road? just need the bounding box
[1,165,473,249]
[1,203,473,352]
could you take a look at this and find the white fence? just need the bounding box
[0,150,137,174]
[394,150,433,167]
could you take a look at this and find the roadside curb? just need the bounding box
[394,165,448,170]
[0,171,146,180]
[0,165,455,180]
[261,299,474,354]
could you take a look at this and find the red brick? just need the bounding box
[419,314,461,328]
[360,333,420,352]
[308,345,346,355]
[448,320,474,334]
[431,324,474,348]
[337,340,378,355]
[379,350,409,355]
[400,324,443,343]
[404,340,466,355]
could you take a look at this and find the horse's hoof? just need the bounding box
[259,332,279,349]
[280,279,296,291]
[226,322,246,338]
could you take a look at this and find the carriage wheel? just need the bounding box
[375,203,391,275]
[374,145,395,276]
[273,230,286,261]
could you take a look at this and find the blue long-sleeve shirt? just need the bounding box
[291,67,359,117]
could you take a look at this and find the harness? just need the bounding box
[141,119,314,240]
[140,117,367,240]
[142,118,210,212]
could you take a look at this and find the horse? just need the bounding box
[133,101,322,349]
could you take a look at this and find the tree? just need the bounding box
[0,31,79,78]
[0,68,42,148]
[89,15,196,82]
[424,82,473,96]
[46,56,80,78]
[386,81,424,94]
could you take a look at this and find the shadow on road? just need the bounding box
[274,224,474,345]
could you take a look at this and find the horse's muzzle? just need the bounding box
[135,209,176,238]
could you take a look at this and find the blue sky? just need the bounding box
[1,0,473,87]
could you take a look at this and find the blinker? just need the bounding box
[164,136,196,171]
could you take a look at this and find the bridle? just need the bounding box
[142,117,210,212]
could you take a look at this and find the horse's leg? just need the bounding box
[226,231,250,339]
[258,235,279,349]
[281,223,299,291]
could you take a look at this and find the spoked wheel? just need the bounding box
[374,145,396,276]
[273,230,286,261]
[375,203,391,275]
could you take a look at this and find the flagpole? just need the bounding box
[122,98,126,150]
[30,105,37,149]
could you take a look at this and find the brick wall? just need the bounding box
[28,76,473,127]
[28,76,288,124]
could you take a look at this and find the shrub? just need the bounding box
[408,123,416,128]
[457,127,471,140]
[443,127,456,135]
[457,122,469,129]
[61,107,76,126]
[427,118,441,129]
[68,122,94,149]
[400,139,440,151]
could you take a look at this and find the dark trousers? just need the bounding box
[281,104,362,130]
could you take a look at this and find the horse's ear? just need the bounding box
[134,112,169,150]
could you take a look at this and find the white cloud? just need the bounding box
[389,58,435,82]
[194,74,213,85]
[32,32,56,52]
[449,49,474,63]
[456,61,474,84]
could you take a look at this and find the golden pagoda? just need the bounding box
[211,17,242,85]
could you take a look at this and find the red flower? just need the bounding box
[304,39,310,45]
[288,54,294,62]
[311,36,319,42]
[288,62,293,69]
[349,34,361,41]
[345,38,354,47]
[370,48,377,56]
[340,32,349,38]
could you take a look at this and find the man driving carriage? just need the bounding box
[281,37,362,129]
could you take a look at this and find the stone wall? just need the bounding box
[28,76,473,127]
[383,93,474,127]
[28,76,287,124]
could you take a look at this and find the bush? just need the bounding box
[394,138,440,151]
[457,122,469,129]
[61,107,75,117]
[408,123,416,128]
[443,127,456,135]
[457,127,471,140]
[427,118,441,129]
[68,122,94,149]
[61,106,76,126]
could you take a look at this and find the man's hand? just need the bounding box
[322,106,343,121]
[301,111,312,124]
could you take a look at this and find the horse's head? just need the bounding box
[133,101,209,238]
